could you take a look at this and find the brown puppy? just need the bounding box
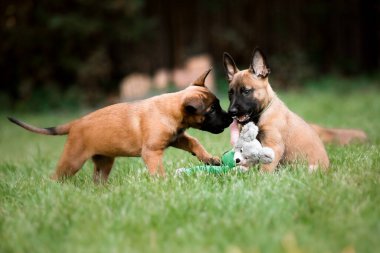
[8,69,232,182]
[224,49,332,172]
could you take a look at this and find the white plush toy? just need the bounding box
[233,122,275,171]
[175,121,275,175]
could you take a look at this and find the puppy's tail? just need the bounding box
[310,123,367,145]
[7,117,72,135]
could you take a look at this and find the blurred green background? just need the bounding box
[0,0,379,110]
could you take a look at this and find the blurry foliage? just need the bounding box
[1,0,156,107]
[269,49,316,89]
[5,86,83,112]
[0,0,379,110]
[304,74,380,94]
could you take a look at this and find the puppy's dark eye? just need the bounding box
[209,104,216,113]
[241,88,252,96]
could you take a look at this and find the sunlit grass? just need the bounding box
[0,87,379,253]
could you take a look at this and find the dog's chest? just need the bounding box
[169,128,185,143]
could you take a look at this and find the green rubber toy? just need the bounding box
[176,149,236,175]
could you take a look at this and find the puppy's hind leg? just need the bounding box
[50,140,90,181]
[92,155,114,184]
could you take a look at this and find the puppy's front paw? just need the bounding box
[203,156,221,165]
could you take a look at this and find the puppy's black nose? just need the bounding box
[235,158,241,164]
[224,114,233,125]
[228,107,239,116]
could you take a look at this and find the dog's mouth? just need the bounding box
[233,113,252,124]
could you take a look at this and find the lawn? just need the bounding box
[0,86,379,253]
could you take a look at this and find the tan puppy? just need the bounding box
[8,69,232,182]
[224,49,332,172]
[224,49,367,171]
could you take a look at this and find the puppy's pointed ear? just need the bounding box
[249,48,270,78]
[183,96,205,115]
[223,52,238,82]
[191,68,212,87]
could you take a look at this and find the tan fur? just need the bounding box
[9,70,221,182]
[231,70,329,171]
[310,124,367,145]
[225,50,368,172]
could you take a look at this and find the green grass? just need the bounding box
[1,87,380,253]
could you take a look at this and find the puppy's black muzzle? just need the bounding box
[228,93,261,124]
[201,109,232,134]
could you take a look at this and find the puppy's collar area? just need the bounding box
[259,99,274,116]
[251,99,274,121]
